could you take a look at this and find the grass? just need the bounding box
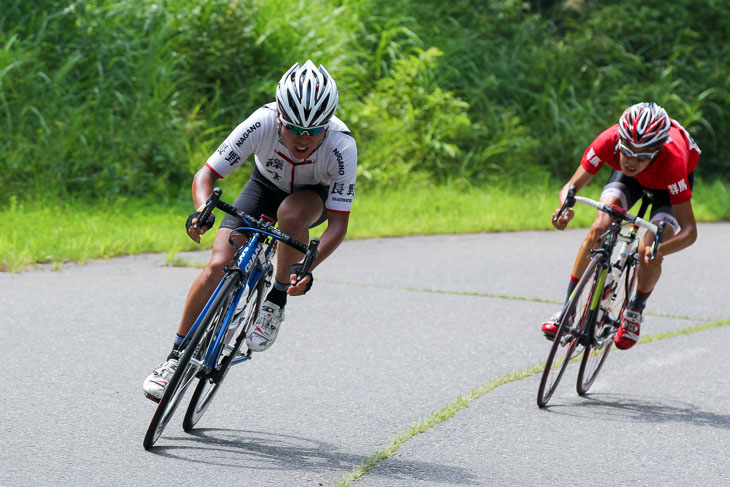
[345,180,592,237]
[335,364,544,486]
[1,197,201,271]
[335,317,730,486]
[2,179,728,272]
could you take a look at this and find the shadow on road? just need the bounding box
[542,393,730,429]
[147,427,478,484]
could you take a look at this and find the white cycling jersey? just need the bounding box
[205,102,357,213]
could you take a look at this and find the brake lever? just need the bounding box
[194,188,222,230]
[553,185,577,223]
[650,221,666,260]
[297,239,320,282]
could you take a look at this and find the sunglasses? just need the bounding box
[618,139,660,162]
[281,119,328,136]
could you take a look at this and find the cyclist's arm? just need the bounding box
[312,210,348,269]
[553,166,595,230]
[287,210,348,295]
[188,166,222,243]
[645,199,697,262]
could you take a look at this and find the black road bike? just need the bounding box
[536,186,665,408]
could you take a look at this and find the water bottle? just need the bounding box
[603,235,630,304]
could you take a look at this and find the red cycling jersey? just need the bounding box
[580,121,701,204]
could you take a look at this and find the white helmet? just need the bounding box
[276,60,338,128]
[618,102,671,148]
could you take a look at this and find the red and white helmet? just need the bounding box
[618,102,671,148]
[276,60,338,128]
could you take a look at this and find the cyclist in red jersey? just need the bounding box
[541,102,700,350]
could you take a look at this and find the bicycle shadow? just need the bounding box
[545,393,730,430]
[149,427,478,484]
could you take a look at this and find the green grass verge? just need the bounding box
[2,179,728,272]
[1,197,203,271]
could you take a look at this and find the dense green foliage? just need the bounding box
[2,0,729,204]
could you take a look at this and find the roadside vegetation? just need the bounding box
[2,0,729,271]
[3,177,727,271]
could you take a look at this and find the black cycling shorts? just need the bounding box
[601,169,694,232]
[220,166,328,231]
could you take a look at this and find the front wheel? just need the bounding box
[537,256,602,408]
[577,262,636,395]
[143,274,239,450]
[182,275,265,431]
[144,317,213,449]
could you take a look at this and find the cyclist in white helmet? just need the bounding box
[541,102,700,350]
[143,60,357,401]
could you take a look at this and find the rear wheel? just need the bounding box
[143,274,239,450]
[537,256,601,408]
[183,275,266,431]
[577,262,636,395]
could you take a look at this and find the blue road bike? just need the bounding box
[144,188,319,449]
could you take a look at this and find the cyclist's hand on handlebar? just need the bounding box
[552,185,578,230]
[185,210,215,244]
[287,274,312,296]
[551,207,574,230]
[288,263,313,296]
[642,247,664,265]
[187,219,204,244]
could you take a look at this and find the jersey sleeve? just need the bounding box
[204,106,271,178]
[580,126,618,175]
[324,136,357,213]
[663,124,696,205]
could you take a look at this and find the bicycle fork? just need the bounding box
[581,267,611,348]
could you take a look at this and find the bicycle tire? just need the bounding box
[537,256,602,408]
[143,274,240,449]
[183,274,266,431]
[577,262,636,395]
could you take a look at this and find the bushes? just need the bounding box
[0,1,205,199]
[1,0,728,205]
[353,48,472,186]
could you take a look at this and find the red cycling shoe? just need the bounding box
[541,312,561,341]
[614,308,643,350]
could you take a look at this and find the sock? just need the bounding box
[563,275,580,306]
[265,279,289,308]
[167,334,185,360]
[628,287,652,311]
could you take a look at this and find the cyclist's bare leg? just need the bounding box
[542,194,622,336]
[569,194,623,281]
[175,228,244,336]
[635,224,676,296]
[274,190,325,287]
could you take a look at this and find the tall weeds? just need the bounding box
[1,0,728,205]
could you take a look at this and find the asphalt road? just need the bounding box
[1,223,728,486]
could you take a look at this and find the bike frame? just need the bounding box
[144,187,320,449]
[178,229,274,371]
[568,193,653,348]
[567,220,632,349]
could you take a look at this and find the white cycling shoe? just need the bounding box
[246,301,285,352]
[142,358,178,402]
